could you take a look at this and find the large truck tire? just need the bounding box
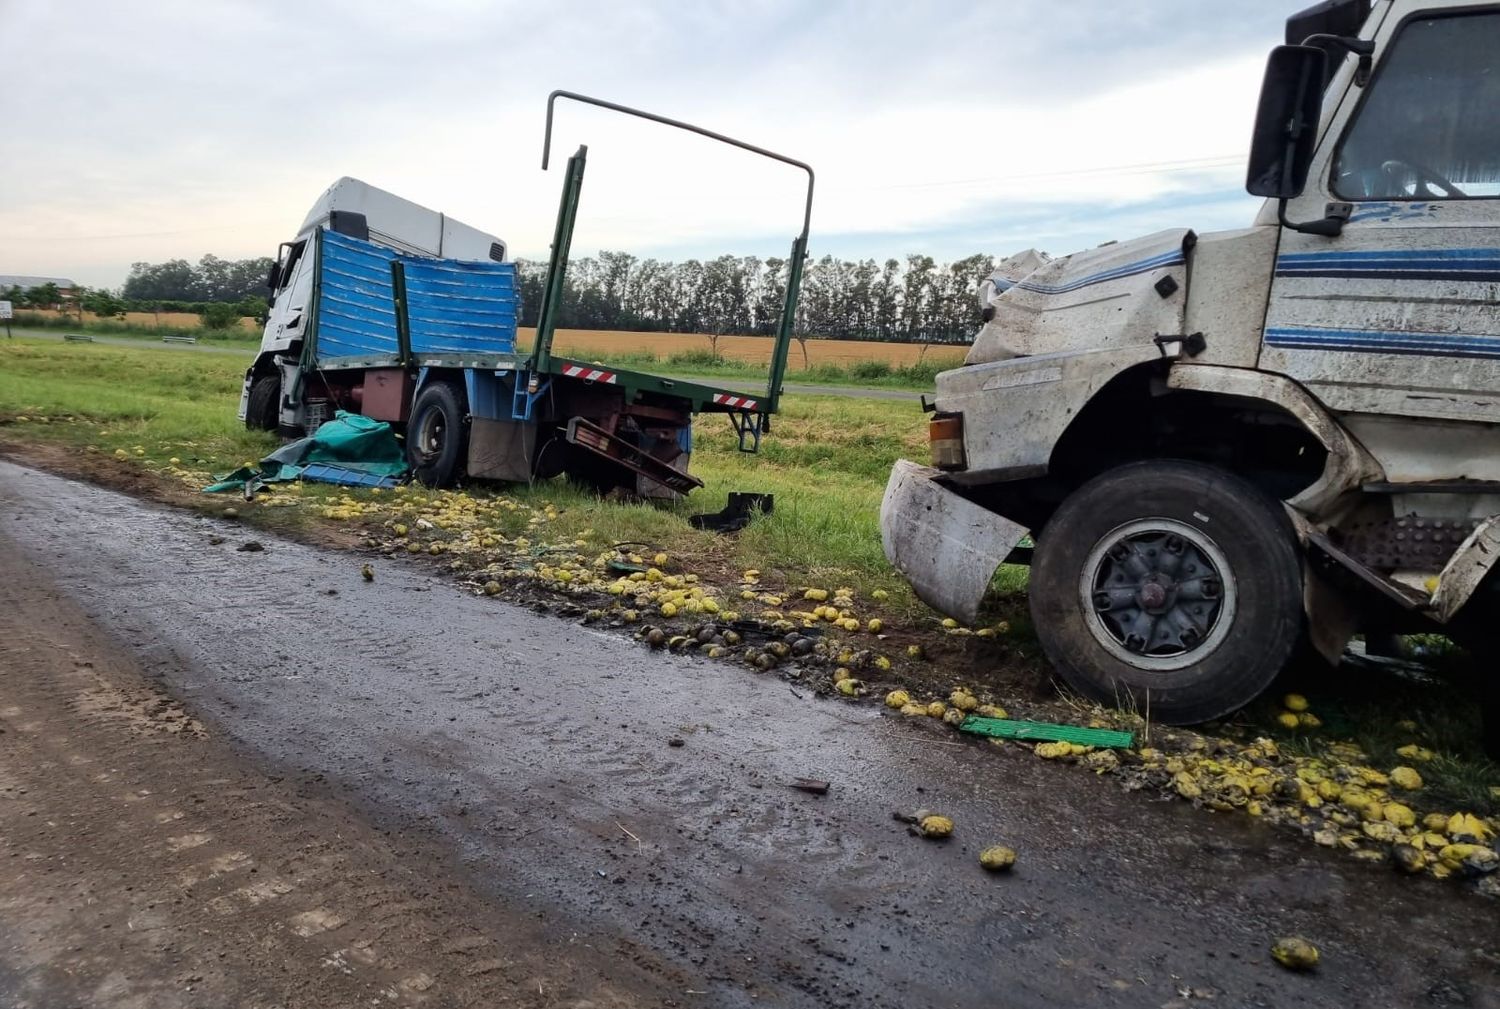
[245,375,280,432]
[1029,460,1303,725]
[407,380,468,488]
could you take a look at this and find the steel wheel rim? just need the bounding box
[417,407,445,458]
[1078,518,1237,672]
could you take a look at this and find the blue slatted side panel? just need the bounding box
[316,230,399,361]
[402,257,517,357]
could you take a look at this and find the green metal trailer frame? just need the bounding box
[530,90,815,449]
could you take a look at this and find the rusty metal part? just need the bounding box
[1339,514,1478,572]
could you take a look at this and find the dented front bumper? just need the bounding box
[879,460,1029,624]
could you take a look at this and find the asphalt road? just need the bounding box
[1,460,1495,1008]
[5,327,920,400]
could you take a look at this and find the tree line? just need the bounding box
[516,251,998,344]
[121,255,275,304]
[9,248,1004,344]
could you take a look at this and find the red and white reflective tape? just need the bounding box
[712,393,758,410]
[560,364,617,384]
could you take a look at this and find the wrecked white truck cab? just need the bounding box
[882,0,1500,730]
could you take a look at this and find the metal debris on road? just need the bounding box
[789,778,830,795]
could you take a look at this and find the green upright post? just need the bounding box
[531,145,588,386]
[765,235,806,416]
[389,261,412,365]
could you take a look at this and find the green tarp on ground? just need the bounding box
[204,411,408,493]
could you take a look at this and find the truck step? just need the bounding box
[1305,532,1429,611]
[565,418,704,494]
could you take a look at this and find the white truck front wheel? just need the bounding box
[1030,460,1303,725]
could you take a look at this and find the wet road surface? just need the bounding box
[1,460,1495,1008]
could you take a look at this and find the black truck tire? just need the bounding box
[1029,460,1304,725]
[245,375,280,432]
[407,380,468,488]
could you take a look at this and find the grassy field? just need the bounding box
[3,335,1497,834]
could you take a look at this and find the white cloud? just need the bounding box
[0,0,1289,287]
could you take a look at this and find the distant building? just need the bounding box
[0,275,79,303]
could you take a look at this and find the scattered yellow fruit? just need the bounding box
[483,580,501,596]
[867,618,883,633]
[1298,712,1322,729]
[918,814,953,839]
[803,588,828,601]
[1389,766,1423,790]
[874,656,892,671]
[871,589,888,600]
[169,457,181,465]
[949,690,978,712]
[885,689,910,709]
[1173,771,1202,799]
[979,845,1017,872]
[976,704,1008,719]
[835,678,861,697]
[1283,693,1309,712]
[1276,712,1300,730]
[941,617,959,629]
[660,602,678,617]
[1270,937,1319,971]
[360,563,375,582]
[653,552,668,567]
[926,701,947,718]
[1383,802,1416,829]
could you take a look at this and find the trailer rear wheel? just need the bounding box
[1029,460,1303,725]
[245,375,280,432]
[407,380,468,488]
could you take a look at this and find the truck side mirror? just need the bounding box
[1246,45,1328,199]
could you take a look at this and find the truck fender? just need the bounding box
[1167,365,1383,516]
[880,460,1028,624]
[1430,516,1500,624]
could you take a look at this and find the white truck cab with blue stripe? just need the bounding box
[882,0,1500,745]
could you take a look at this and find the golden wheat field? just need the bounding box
[519,328,968,370]
[23,310,970,369]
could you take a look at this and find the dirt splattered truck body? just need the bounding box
[882,0,1500,729]
[240,93,812,498]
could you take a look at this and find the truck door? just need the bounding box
[1260,6,1500,425]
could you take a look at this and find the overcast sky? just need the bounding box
[0,0,1291,289]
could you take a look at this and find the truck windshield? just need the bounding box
[1333,11,1500,200]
